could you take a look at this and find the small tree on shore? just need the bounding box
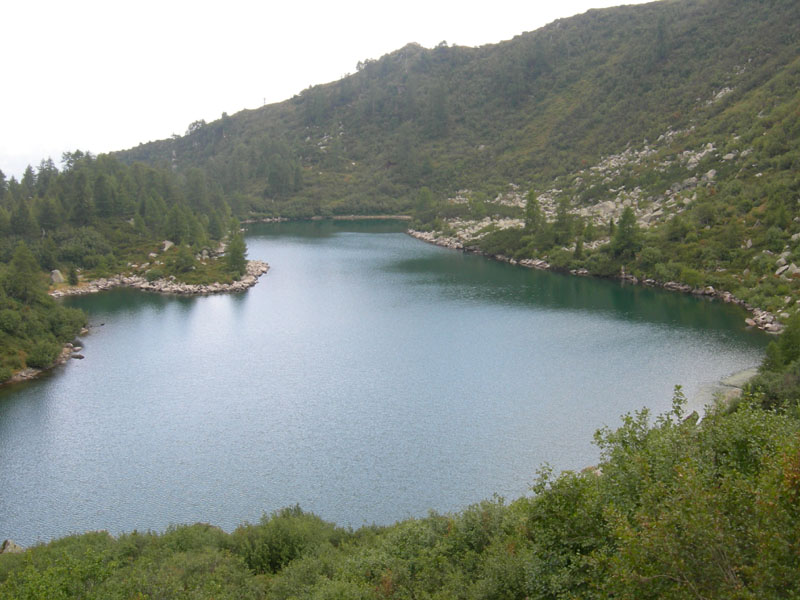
[226,232,247,277]
[611,207,641,260]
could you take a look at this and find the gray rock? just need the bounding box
[0,539,24,554]
[50,269,65,284]
[162,240,175,252]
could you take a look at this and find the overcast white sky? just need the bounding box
[1,0,653,178]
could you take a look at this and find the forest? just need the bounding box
[0,153,247,381]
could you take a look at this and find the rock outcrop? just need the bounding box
[0,539,24,554]
[51,260,269,298]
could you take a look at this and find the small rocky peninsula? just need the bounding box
[0,260,270,385]
[50,260,269,298]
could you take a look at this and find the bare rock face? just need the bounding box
[51,269,65,284]
[0,539,24,554]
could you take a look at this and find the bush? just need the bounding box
[586,251,619,277]
[0,309,21,334]
[145,268,164,282]
[679,266,703,288]
[230,506,343,575]
[26,339,60,369]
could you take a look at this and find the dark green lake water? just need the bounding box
[0,221,768,545]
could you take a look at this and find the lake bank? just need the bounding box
[0,223,768,546]
[0,260,270,387]
[407,228,782,334]
[50,260,269,298]
[687,366,759,417]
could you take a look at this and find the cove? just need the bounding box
[0,220,768,546]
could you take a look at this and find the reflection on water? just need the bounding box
[0,221,767,546]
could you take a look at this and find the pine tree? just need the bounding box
[4,241,46,303]
[225,232,248,277]
[611,207,641,260]
[524,191,544,234]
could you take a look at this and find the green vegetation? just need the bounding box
[108,0,800,316]
[3,375,800,598]
[0,241,86,380]
[3,0,800,593]
[0,155,250,383]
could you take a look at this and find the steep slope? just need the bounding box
[115,0,800,317]
[116,0,799,215]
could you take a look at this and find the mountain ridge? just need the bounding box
[115,0,800,317]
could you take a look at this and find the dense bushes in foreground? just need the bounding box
[2,381,799,598]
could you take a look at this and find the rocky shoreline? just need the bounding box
[688,366,759,417]
[50,260,270,298]
[6,338,88,384]
[1,261,270,387]
[408,229,782,334]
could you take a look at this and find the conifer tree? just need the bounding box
[4,241,45,303]
[225,231,248,277]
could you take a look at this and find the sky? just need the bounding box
[1,0,654,179]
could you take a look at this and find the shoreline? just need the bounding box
[407,229,782,334]
[2,261,270,387]
[50,260,269,298]
[242,215,412,224]
[5,339,88,386]
[687,366,759,417]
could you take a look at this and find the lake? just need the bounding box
[0,220,767,545]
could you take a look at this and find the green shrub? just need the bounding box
[145,268,164,282]
[230,506,343,575]
[0,309,21,334]
[26,339,60,369]
[679,266,703,288]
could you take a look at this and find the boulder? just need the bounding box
[50,269,65,284]
[162,240,175,252]
[0,539,24,554]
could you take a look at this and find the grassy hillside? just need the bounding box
[116,0,799,216]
